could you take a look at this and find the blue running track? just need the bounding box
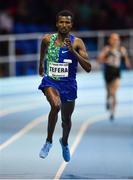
[0,71,133,179]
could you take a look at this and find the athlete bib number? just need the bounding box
[48,62,69,78]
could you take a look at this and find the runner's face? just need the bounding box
[56,16,72,34]
[109,34,120,47]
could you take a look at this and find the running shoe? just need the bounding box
[59,138,70,162]
[110,113,114,121]
[39,141,52,159]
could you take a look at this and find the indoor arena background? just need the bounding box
[0,0,133,179]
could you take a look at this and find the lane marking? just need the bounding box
[54,109,132,179]
[0,100,132,118]
[0,114,48,151]
[0,103,44,117]
[54,113,108,179]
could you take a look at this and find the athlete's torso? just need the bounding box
[44,33,78,81]
[104,45,124,68]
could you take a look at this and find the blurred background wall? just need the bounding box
[0,0,133,77]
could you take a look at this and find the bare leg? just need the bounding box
[43,87,61,142]
[108,79,120,119]
[106,84,110,110]
[61,101,75,145]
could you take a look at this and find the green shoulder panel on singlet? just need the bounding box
[45,33,60,80]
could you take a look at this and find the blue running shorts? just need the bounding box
[38,76,77,103]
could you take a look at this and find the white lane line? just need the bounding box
[0,114,48,151]
[54,108,132,180]
[54,113,108,180]
[0,103,43,117]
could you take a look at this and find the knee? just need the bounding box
[109,88,115,97]
[110,90,115,97]
[51,100,61,112]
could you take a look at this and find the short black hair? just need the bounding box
[56,10,74,22]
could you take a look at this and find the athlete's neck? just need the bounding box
[57,33,70,42]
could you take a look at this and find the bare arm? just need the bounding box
[121,46,132,69]
[97,46,110,63]
[39,34,50,76]
[65,37,91,72]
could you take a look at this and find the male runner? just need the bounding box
[38,10,91,162]
[98,33,131,120]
